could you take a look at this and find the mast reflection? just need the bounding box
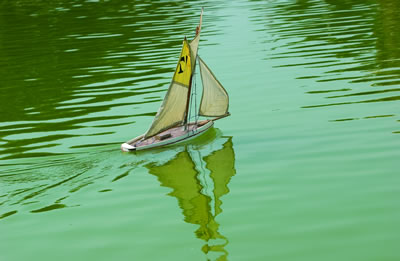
[146,136,236,260]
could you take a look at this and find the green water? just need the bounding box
[1,0,400,260]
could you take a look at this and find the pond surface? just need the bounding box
[1,0,400,260]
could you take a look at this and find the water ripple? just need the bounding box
[248,0,400,132]
[0,0,228,160]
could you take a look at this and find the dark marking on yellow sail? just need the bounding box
[173,41,192,86]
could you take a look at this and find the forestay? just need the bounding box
[198,57,229,117]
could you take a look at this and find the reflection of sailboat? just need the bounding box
[121,9,230,151]
[145,137,236,260]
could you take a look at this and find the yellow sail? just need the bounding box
[173,40,192,86]
[198,57,229,117]
[144,40,193,138]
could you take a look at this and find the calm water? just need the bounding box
[1,0,400,260]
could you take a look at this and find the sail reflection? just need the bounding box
[146,136,236,260]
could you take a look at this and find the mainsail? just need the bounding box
[144,40,192,138]
[144,10,203,139]
[198,57,229,117]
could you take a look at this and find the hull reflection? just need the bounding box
[146,134,236,260]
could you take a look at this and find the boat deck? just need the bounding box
[130,120,209,149]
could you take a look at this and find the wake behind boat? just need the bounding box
[121,9,230,152]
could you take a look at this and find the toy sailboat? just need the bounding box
[121,9,230,152]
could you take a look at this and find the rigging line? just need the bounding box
[187,60,196,132]
[188,79,193,133]
[194,54,200,128]
[195,54,200,125]
[194,60,198,128]
[188,60,198,133]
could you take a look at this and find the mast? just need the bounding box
[184,8,203,129]
[183,53,195,129]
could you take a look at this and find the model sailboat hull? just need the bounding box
[121,9,230,152]
[121,120,214,151]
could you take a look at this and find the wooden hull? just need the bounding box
[121,120,214,152]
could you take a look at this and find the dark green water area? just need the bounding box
[1,0,399,260]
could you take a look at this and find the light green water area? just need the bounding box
[1,0,400,260]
